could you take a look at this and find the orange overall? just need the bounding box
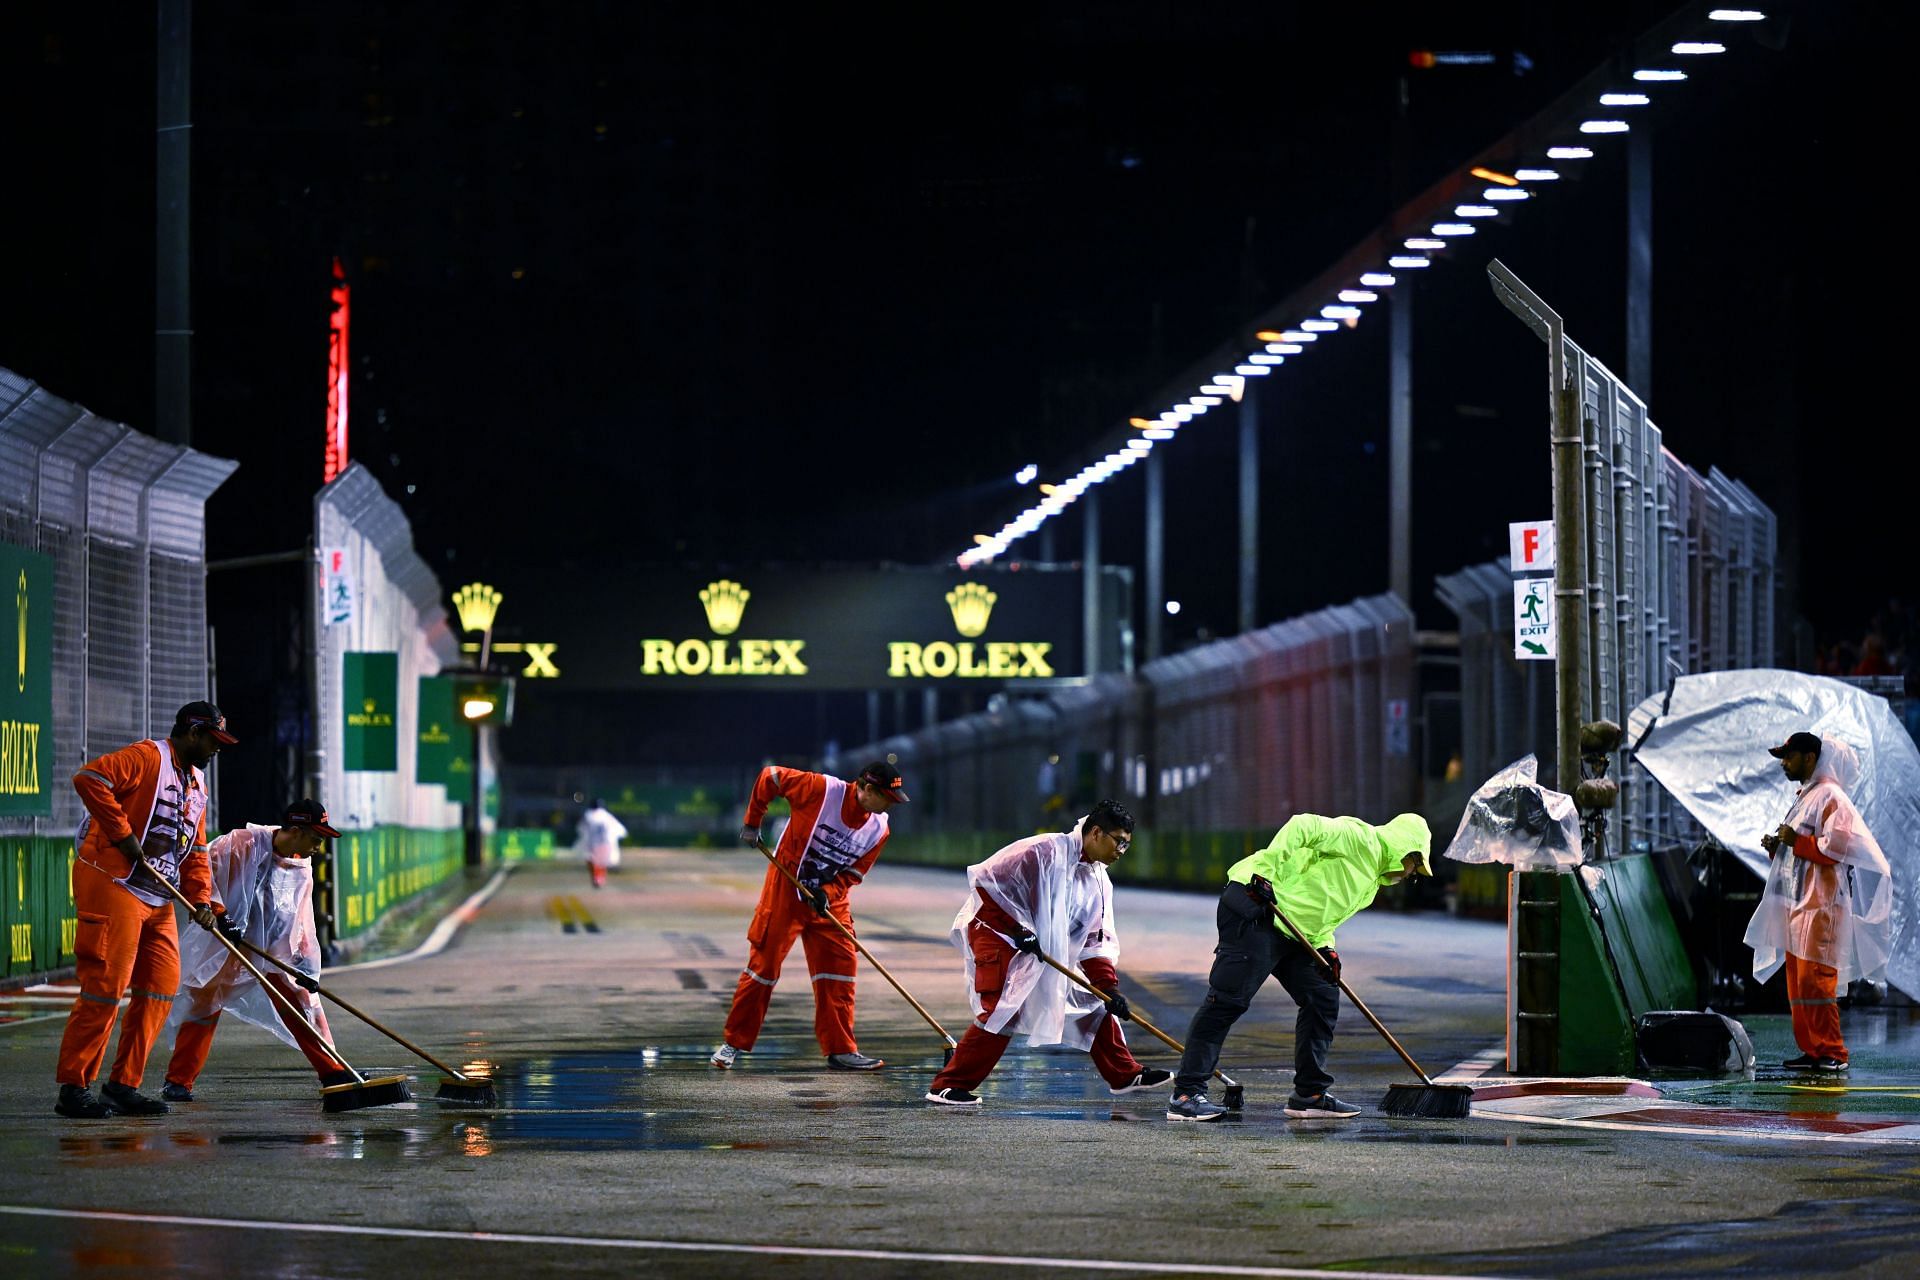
[721,768,888,1056]
[1785,830,1847,1062]
[56,741,211,1090]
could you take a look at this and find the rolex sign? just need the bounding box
[0,543,54,815]
[498,565,1125,690]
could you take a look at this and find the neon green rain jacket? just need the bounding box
[1226,813,1433,948]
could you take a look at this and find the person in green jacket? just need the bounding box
[1166,812,1431,1122]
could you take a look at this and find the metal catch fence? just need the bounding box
[0,367,234,980]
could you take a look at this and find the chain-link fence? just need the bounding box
[310,463,463,945]
[1473,264,1778,856]
[1,366,235,980]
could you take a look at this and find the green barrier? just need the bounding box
[330,826,464,939]
[1,835,77,983]
[491,828,556,862]
[1514,855,1699,1076]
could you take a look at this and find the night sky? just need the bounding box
[4,1,1909,660]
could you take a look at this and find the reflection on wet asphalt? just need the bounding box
[1355,1195,1920,1278]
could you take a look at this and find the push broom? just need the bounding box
[140,860,411,1112]
[1031,946,1245,1109]
[226,934,500,1106]
[754,839,958,1064]
[1267,903,1473,1119]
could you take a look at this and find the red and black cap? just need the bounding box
[175,700,239,745]
[1767,731,1822,759]
[283,798,341,839]
[857,760,909,802]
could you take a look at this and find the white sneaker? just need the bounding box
[710,1043,739,1069]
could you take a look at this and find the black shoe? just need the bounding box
[924,1087,980,1107]
[1782,1053,1818,1069]
[54,1084,114,1119]
[100,1081,169,1116]
[1110,1068,1173,1095]
[1813,1057,1850,1074]
[318,1070,358,1088]
[1166,1092,1228,1122]
[825,1052,885,1071]
[159,1081,194,1103]
[1284,1092,1361,1119]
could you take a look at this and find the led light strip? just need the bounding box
[956,10,1763,566]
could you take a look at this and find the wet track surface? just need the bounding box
[4,851,1920,1277]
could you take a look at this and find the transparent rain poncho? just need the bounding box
[1442,755,1584,872]
[1743,738,1893,987]
[169,824,329,1051]
[948,815,1119,1051]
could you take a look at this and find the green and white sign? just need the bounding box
[0,543,55,815]
[1514,578,1556,661]
[342,651,399,771]
[415,675,472,788]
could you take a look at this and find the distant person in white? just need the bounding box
[578,799,628,890]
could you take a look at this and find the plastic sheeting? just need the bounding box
[1442,755,1584,872]
[172,825,327,1050]
[1628,670,1920,998]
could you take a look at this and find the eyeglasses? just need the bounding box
[1110,834,1131,853]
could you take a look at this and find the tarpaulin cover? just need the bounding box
[1442,755,1584,872]
[1628,670,1920,998]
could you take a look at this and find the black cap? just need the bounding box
[856,760,909,802]
[283,798,341,838]
[1768,731,1822,759]
[174,700,238,745]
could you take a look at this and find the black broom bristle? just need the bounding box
[321,1074,413,1113]
[1223,1083,1245,1110]
[1379,1082,1473,1119]
[433,1078,500,1107]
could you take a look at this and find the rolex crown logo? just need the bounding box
[16,569,27,694]
[699,579,750,636]
[452,582,503,634]
[946,582,997,638]
[364,698,377,714]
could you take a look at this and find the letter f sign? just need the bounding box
[1522,528,1539,565]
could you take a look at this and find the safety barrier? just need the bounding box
[329,826,465,939]
[824,593,1417,889]
[0,368,235,984]
[310,465,465,946]
[491,828,556,862]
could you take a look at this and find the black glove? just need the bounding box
[801,884,829,915]
[293,971,320,993]
[1317,946,1342,983]
[739,824,762,849]
[217,915,246,945]
[1102,989,1133,1021]
[1246,876,1277,908]
[1013,931,1041,955]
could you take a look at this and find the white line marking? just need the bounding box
[337,864,515,973]
[0,1205,1521,1279]
[1471,1108,1920,1146]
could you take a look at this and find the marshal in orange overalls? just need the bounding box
[57,740,214,1091]
[720,767,891,1058]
